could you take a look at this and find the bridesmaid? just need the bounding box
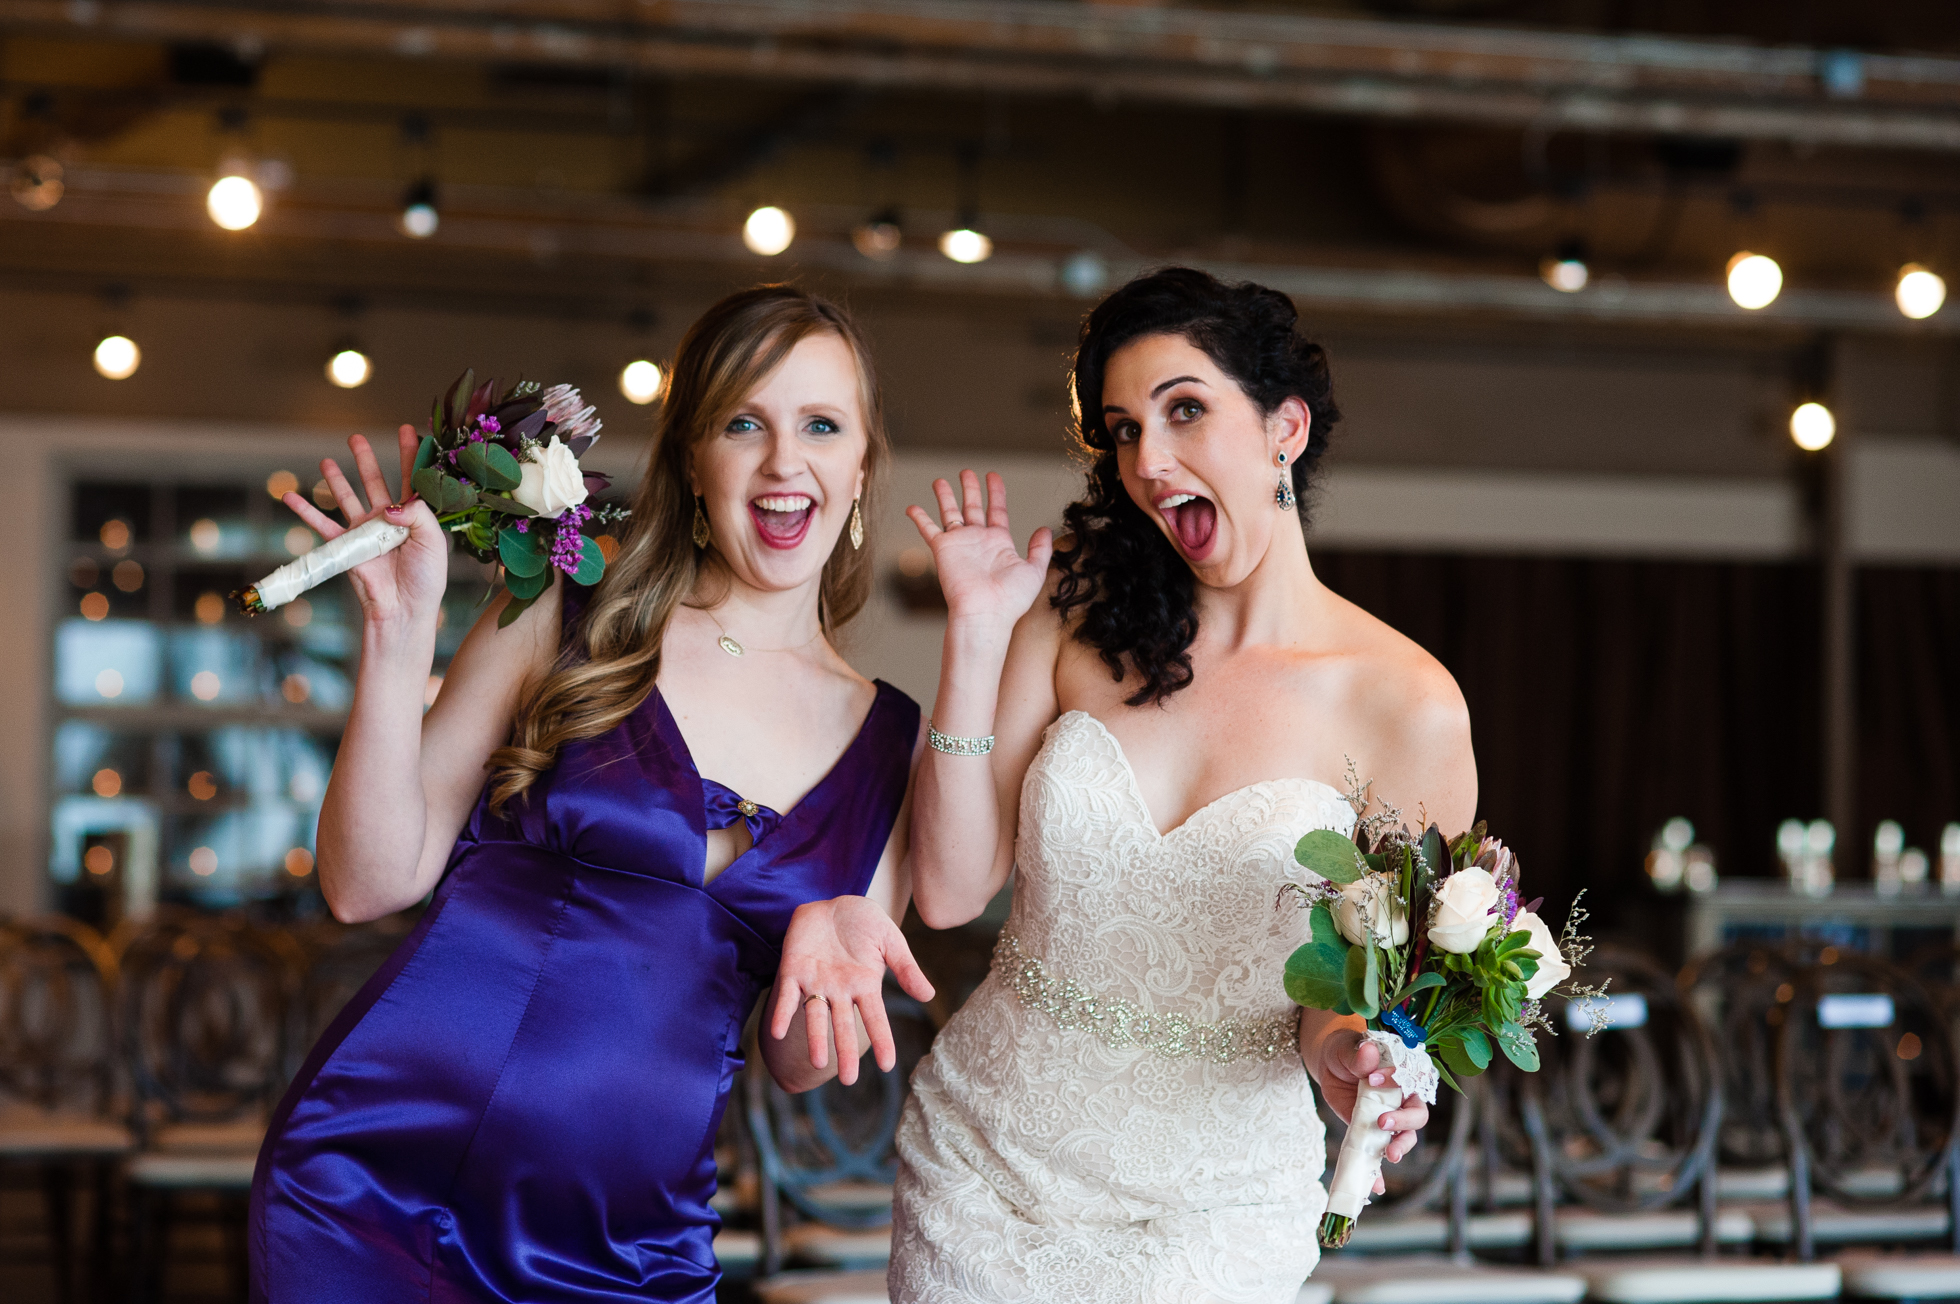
[250,285,932,1301]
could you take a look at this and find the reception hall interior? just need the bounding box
[3,1,1960,1301]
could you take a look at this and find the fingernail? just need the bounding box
[385,503,404,516]
[1369,1072,1385,1086]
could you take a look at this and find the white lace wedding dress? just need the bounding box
[889,710,1357,1303]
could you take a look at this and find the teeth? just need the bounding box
[754,495,813,512]
[1161,493,1197,509]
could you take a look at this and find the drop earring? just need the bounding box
[849,496,865,551]
[1275,450,1297,512]
[691,497,711,548]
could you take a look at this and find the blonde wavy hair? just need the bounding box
[487,284,888,812]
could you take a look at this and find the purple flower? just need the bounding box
[515,519,529,533]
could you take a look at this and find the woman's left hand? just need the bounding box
[770,896,935,1086]
[1315,1029,1429,1193]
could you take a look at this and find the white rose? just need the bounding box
[512,436,589,518]
[1513,909,1571,1000]
[1427,867,1501,954]
[1335,873,1409,948]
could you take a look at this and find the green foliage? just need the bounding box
[444,369,475,430]
[458,441,522,493]
[1494,1020,1540,1071]
[411,467,477,515]
[413,435,438,474]
[497,594,534,629]
[571,534,605,586]
[504,565,549,601]
[1284,904,1352,1013]
[1344,939,1381,1020]
[1296,829,1366,884]
[498,526,546,577]
[1434,1026,1491,1079]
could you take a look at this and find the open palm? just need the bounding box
[281,424,449,626]
[905,470,1054,627]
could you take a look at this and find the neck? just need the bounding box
[694,567,826,648]
[1190,516,1327,650]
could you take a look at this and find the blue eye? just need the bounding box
[808,417,840,435]
[726,416,760,434]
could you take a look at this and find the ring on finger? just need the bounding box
[804,993,828,1008]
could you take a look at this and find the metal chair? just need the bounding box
[118,912,295,1303]
[1522,946,1839,1303]
[0,915,132,1304]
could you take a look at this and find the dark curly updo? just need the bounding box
[1053,266,1340,705]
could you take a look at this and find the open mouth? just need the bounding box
[1158,493,1217,560]
[749,494,816,549]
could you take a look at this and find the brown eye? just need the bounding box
[1172,400,1204,421]
[1110,422,1139,445]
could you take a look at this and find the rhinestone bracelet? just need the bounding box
[928,721,994,756]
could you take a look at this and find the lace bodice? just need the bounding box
[890,711,1357,1304]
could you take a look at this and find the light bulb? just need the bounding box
[619,359,663,405]
[1727,252,1782,310]
[1541,257,1589,293]
[207,172,263,230]
[743,206,794,256]
[1896,264,1946,320]
[939,227,993,264]
[852,217,903,260]
[327,348,372,389]
[93,335,140,380]
[1791,401,1836,451]
[400,177,439,238]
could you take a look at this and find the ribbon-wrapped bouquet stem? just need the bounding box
[1282,795,1597,1249]
[235,371,627,624]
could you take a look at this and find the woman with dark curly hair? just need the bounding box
[887,267,1475,1302]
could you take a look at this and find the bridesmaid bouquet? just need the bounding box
[235,371,627,627]
[1280,811,1595,1249]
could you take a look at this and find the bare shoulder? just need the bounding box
[1320,587,1476,828]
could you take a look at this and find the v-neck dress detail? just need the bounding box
[250,602,919,1303]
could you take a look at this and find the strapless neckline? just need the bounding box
[1053,709,1349,841]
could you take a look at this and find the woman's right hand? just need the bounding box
[283,424,450,628]
[905,470,1054,632]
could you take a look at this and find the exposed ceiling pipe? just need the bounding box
[12,0,1960,151]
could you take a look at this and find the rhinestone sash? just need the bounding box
[993,930,1299,1066]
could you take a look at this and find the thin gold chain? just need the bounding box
[702,606,823,657]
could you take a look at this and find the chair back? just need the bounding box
[1775,952,1960,1259]
[0,916,119,1116]
[1520,946,1722,1262]
[1680,943,1804,1174]
[745,987,938,1274]
[117,913,295,1141]
[285,918,412,1076]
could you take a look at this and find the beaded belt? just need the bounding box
[992,930,1299,1066]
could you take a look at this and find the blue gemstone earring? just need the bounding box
[1275,450,1297,511]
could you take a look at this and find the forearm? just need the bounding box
[316,612,443,920]
[910,618,1013,927]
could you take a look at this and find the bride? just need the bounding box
[887,267,1476,1302]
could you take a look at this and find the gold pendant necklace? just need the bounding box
[705,608,820,658]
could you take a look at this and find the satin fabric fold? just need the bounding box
[250,667,918,1302]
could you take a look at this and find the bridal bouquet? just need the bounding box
[235,371,627,627]
[1281,810,1595,1249]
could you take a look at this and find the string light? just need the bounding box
[939,226,993,264]
[1540,241,1589,293]
[619,359,663,404]
[1727,252,1783,310]
[1896,264,1946,320]
[1791,401,1836,452]
[742,206,795,256]
[852,209,903,259]
[93,335,140,379]
[327,347,372,388]
[207,171,263,230]
[400,177,439,239]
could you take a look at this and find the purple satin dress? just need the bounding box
[250,659,918,1302]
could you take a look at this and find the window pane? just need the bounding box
[72,481,151,545]
[167,628,263,704]
[52,721,151,796]
[174,565,253,624]
[55,619,163,705]
[174,485,253,557]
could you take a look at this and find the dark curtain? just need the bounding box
[1313,551,1828,950]
[1858,566,1960,863]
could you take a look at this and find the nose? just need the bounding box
[1131,424,1177,481]
[758,426,803,479]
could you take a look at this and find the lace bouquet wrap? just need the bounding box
[235,370,626,625]
[1282,820,1587,1249]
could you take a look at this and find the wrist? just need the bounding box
[361,609,439,665]
[943,614,1013,659]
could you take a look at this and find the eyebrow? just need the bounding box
[1150,375,1207,399]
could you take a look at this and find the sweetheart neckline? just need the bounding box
[1052,710,1354,841]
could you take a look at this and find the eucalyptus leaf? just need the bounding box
[1283,904,1351,1012]
[498,527,546,577]
[504,565,549,601]
[410,466,444,504]
[1296,829,1366,885]
[1495,1021,1540,1072]
[571,533,605,586]
[414,434,438,474]
[459,441,522,492]
[1363,938,1381,1016]
[1344,944,1378,1021]
[497,594,535,629]
[1435,1035,1489,1080]
[1458,1026,1493,1070]
[479,494,537,517]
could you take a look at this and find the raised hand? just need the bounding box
[282,424,448,626]
[1315,1029,1429,1193]
[770,895,936,1086]
[905,470,1054,631]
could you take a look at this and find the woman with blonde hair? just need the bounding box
[250,285,931,1302]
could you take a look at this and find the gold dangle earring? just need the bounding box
[1275,450,1297,512]
[849,496,865,551]
[691,496,711,549]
